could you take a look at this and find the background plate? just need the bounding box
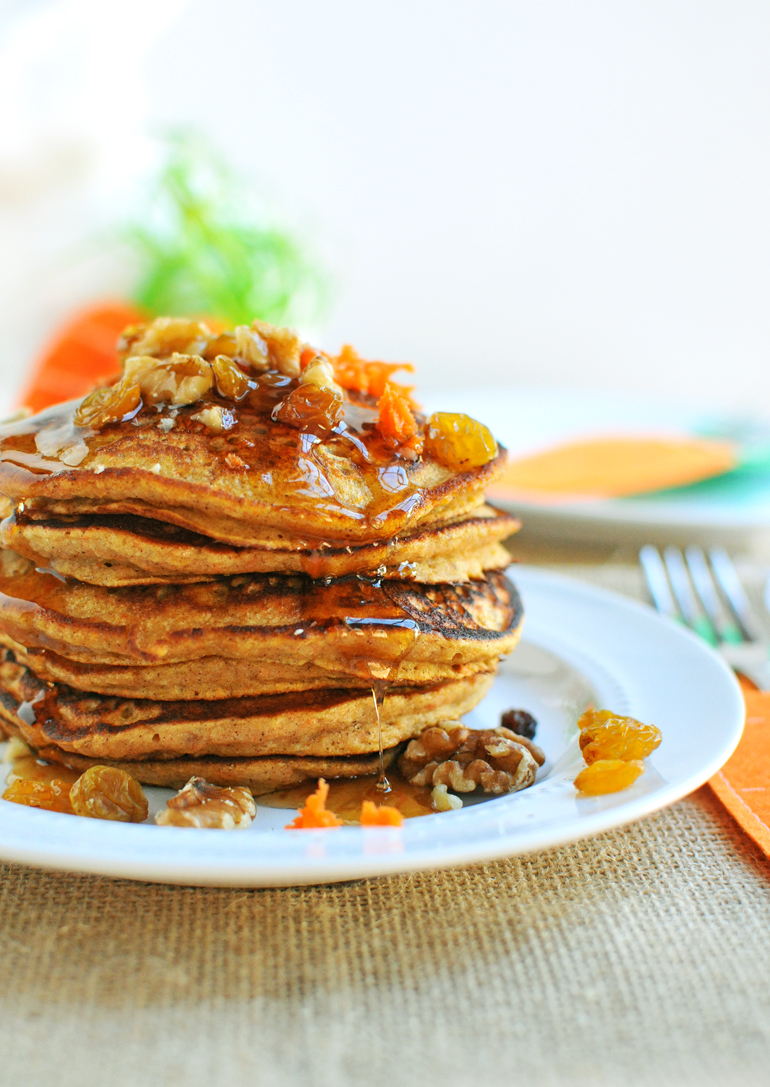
[0,567,744,887]
[424,385,770,545]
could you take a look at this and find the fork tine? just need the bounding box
[639,545,678,618]
[685,545,743,645]
[663,546,718,645]
[709,547,762,641]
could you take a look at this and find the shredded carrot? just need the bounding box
[376,382,418,446]
[299,345,320,370]
[285,779,343,829]
[360,800,405,827]
[332,343,414,400]
[18,301,145,415]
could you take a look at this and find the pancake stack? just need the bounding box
[0,317,522,794]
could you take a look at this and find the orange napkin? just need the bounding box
[488,435,737,502]
[710,686,770,854]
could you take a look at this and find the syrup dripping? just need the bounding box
[259,766,433,821]
[0,370,448,543]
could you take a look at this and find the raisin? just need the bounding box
[578,708,661,765]
[574,759,644,796]
[74,380,141,429]
[424,412,497,470]
[212,355,253,400]
[500,708,538,740]
[2,778,75,814]
[69,765,148,823]
[272,384,344,434]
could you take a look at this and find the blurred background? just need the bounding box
[3,0,770,409]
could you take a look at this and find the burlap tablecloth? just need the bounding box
[2,547,769,1087]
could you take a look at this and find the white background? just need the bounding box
[2,0,770,409]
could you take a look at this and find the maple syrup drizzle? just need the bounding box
[0,375,439,538]
[370,685,389,792]
[259,766,434,821]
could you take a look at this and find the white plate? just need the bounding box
[0,567,744,887]
[423,385,770,545]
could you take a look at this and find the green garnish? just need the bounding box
[127,131,329,327]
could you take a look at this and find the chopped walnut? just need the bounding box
[431,784,462,812]
[234,325,270,370]
[123,353,214,407]
[399,723,545,797]
[155,777,256,829]
[118,317,211,360]
[4,736,32,762]
[252,319,301,377]
[191,405,235,432]
[300,356,343,397]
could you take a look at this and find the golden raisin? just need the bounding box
[212,355,253,400]
[74,380,141,429]
[578,708,661,765]
[69,766,148,823]
[2,778,75,814]
[424,412,497,470]
[574,759,644,796]
[272,384,344,434]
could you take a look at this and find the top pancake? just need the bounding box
[0,316,507,549]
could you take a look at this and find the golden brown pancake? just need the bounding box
[0,318,521,793]
[31,746,401,795]
[0,646,492,760]
[2,505,518,587]
[0,554,522,694]
[2,636,502,700]
[0,398,506,547]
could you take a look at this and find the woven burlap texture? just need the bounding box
[1,787,769,1087]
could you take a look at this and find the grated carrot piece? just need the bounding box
[376,382,418,446]
[360,800,404,827]
[332,343,414,399]
[285,779,343,829]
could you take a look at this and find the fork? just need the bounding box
[639,544,770,690]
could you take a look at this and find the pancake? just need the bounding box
[0,400,506,548]
[2,637,501,700]
[0,317,508,549]
[0,555,522,694]
[0,318,522,797]
[0,646,492,760]
[1,505,518,587]
[29,746,401,795]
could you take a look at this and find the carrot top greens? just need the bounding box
[127,132,328,328]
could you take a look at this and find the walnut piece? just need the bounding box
[399,722,545,798]
[252,318,301,377]
[155,776,256,829]
[432,784,462,812]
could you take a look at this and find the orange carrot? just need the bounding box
[285,779,343,829]
[18,301,145,414]
[376,382,418,446]
[332,343,414,399]
[300,345,320,370]
[360,800,404,827]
